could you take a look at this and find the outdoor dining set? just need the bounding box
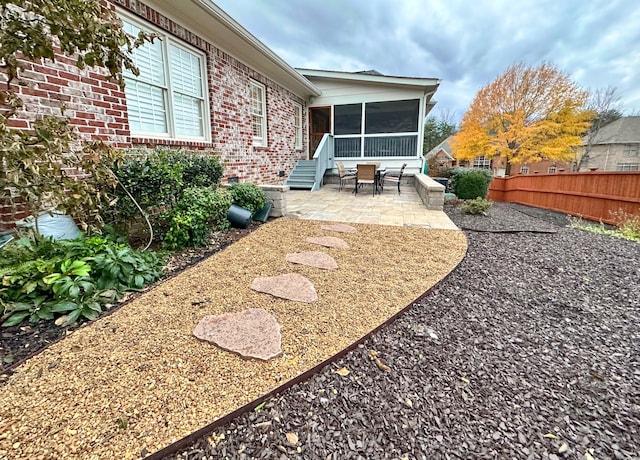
[336,161,407,195]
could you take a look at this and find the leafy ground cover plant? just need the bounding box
[569,211,640,243]
[461,197,493,215]
[0,235,164,327]
[229,182,266,214]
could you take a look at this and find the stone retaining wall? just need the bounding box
[414,173,445,210]
[259,184,289,217]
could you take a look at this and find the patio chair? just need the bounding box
[336,161,356,191]
[355,163,376,195]
[381,163,407,194]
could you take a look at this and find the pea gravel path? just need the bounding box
[0,219,465,460]
[169,203,640,460]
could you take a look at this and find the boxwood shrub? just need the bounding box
[456,171,491,199]
[229,183,266,214]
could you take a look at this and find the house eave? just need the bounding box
[134,0,321,98]
[297,68,441,90]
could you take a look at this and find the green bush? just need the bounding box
[0,236,164,327]
[162,187,232,250]
[111,153,183,220]
[174,153,224,188]
[461,197,493,215]
[455,171,491,199]
[446,167,493,196]
[229,182,266,214]
[110,148,225,243]
[113,148,224,214]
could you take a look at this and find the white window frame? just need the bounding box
[623,144,639,157]
[548,166,557,173]
[616,163,639,171]
[120,11,210,142]
[520,166,529,174]
[473,155,491,169]
[293,102,303,150]
[250,80,267,147]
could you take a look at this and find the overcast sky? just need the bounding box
[214,0,640,124]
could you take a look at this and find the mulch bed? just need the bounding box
[167,203,640,460]
[0,219,465,459]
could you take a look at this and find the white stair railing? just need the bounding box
[311,133,333,191]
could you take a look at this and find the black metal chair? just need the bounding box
[381,163,407,194]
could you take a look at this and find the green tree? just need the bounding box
[0,0,151,232]
[423,110,458,155]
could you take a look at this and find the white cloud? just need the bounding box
[215,0,640,120]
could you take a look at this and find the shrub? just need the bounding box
[110,148,225,244]
[455,171,491,199]
[0,236,163,327]
[162,187,232,250]
[446,167,493,196]
[113,148,224,214]
[229,183,266,214]
[444,195,464,207]
[611,210,640,241]
[174,153,224,188]
[461,198,493,215]
[111,152,183,220]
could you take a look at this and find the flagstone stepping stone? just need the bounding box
[193,308,282,360]
[306,236,349,249]
[286,251,338,270]
[251,273,318,302]
[321,223,357,233]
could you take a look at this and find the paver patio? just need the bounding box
[286,183,458,230]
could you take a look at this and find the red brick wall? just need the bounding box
[2,0,308,228]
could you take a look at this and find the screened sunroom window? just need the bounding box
[122,15,209,140]
[334,99,421,158]
[365,99,419,134]
[334,104,362,135]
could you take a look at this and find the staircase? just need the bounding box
[285,160,317,189]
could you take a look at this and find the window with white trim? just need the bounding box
[548,166,557,173]
[250,80,267,146]
[623,144,639,157]
[473,155,491,169]
[520,166,529,174]
[293,102,303,149]
[617,163,639,171]
[121,15,209,141]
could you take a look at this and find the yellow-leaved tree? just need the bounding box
[452,62,594,174]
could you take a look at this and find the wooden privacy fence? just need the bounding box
[487,172,640,225]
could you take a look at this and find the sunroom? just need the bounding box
[286,69,440,190]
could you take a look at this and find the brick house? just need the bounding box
[1,0,441,228]
[577,116,640,171]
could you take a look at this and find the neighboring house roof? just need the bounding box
[141,0,321,98]
[425,136,455,161]
[582,116,640,145]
